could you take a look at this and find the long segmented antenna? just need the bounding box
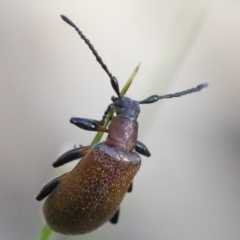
[139,83,208,104]
[61,15,121,97]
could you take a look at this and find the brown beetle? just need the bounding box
[36,15,208,235]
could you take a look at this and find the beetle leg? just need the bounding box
[135,140,151,157]
[73,144,84,148]
[128,182,133,193]
[36,173,68,201]
[52,146,91,168]
[97,104,113,125]
[70,118,108,132]
[109,208,120,224]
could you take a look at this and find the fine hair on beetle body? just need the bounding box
[36,15,208,235]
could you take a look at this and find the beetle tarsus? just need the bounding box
[73,144,84,149]
[36,176,61,201]
[52,146,91,167]
[128,182,133,193]
[97,104,113,126]
[109,209,120,224]
[135,140,151,157]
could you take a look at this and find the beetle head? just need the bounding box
[111,96,140,120]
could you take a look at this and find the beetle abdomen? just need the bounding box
[43,142,141,235]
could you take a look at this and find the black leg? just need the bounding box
[36,174,67,201]
[52,146,91,168]
[109,208,120,224]
[70,118,108,132]
[135,140,151,157]
[128,182,133,193]
[73,144,84,148]
[97,104,113,126]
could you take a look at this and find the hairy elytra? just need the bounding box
[36,15,208,235]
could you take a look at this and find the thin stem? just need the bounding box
[37,225,52,240]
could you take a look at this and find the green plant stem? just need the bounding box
[37,226,52,240]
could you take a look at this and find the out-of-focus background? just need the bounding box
[1,0,240,239]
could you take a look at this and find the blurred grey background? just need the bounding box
[1,0,240,239]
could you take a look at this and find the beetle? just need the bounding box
[36,15,208,235]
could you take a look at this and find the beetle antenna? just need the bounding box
[60,15,121,97]
[139,83,208,104]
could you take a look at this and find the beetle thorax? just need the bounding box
[106,97,140,152]
[106,115,138,152]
